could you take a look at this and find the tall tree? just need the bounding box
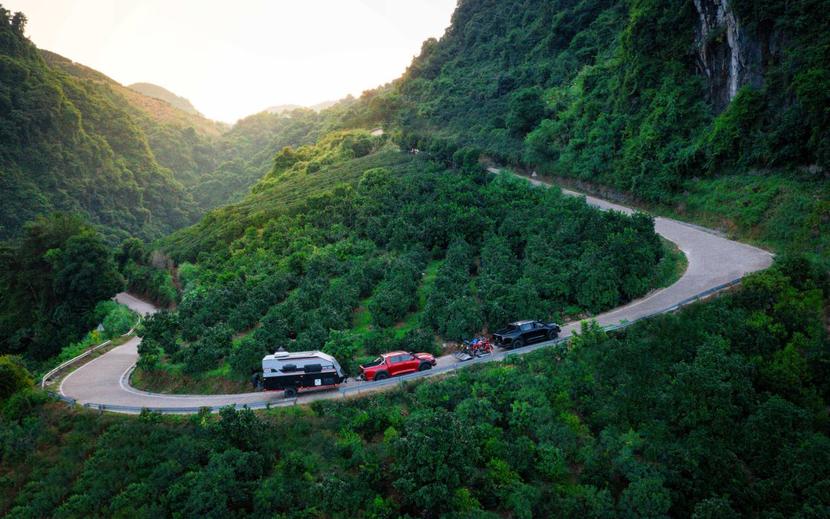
[0,213,123,359]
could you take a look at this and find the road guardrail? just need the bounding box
[41,317,141,390]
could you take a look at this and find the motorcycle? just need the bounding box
[452,335,493,361]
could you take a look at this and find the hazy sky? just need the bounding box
[6,0,457,122]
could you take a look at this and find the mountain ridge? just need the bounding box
[128,81,202,116]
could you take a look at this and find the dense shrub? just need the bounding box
[229,336,271,376]
[0,356,32,401]
[2,259,828,518]
[322,330,362,375]
[368,252,425,328]
[143,147,664,375]
[0,214,124,360]
[180,324,233,374]
[93,301,136,338]
[121,261,178,307]
[138,311,181,356]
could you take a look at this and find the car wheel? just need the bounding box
[512,338,524,349]
[374,372,389,381]
[548,329,559,340]
[284,387,298,398]
[418,362,431,371]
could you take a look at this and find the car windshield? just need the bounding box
[520,323,532,331]
[504,325,518,332]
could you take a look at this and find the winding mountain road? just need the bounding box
[59,173,774,413]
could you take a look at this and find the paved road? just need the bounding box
[114,292,158,316]
[60,174,774,412]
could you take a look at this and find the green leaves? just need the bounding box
[0,355,32,401]
[507,87,547,136]
[0,214,123,359]
[158,145,664,377]
[392,408,474,514]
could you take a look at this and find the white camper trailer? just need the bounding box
[261,350,346,398]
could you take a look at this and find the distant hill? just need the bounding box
[41,51,227,190]
[20,51,352,220]
[128,82,201,116]
[264,104,302,114]
[265,99,338,114]
[43,52,225,139]
[0,28,197,240]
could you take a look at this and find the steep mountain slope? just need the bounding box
[2,32,352,236]
[189,108,334,210]
[128,81,201,115]
[41,51,225,189]
[392,0,829,258]
[398,0,830,178]
[0,11,196,241]
[41,51,351,212]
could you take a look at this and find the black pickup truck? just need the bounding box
[492,320,561,349]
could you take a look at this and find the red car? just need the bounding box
[359,351,436,381]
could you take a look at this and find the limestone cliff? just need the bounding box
[693,0,780,112]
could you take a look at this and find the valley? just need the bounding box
[58,171,773,411]
[1,1,828,517]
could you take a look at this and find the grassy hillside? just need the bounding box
[187,106,349,210]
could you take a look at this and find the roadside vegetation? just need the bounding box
[389,0,829,264]
[37,301,137,377]
[131,130,670,392]
[1,259,827,517]
[0,0,828,517]
[0,214,125,363]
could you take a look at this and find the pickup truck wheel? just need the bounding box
[548,330,559,340]
[418,362,431,371]
[374,372,389,381]
[512,338,524,349]
[284,387,298,398]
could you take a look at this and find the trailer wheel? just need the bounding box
[284,387,298,398]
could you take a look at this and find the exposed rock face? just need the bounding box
[693,0,775,112]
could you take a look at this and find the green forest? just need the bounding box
[392,0,829,260]
[0,10,357,245]
[2,261,828,517]
[133,130,667,389]
[0,10,195,242]
[1,0,829,516]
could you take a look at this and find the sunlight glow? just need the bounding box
[7,0,457,122]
